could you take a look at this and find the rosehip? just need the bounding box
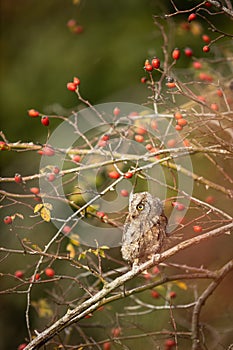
[17,344,28,350]
[15,270,24,278]
[146,143,153,151]
[41,116,50,126]
[167,139,176,147]
[101,134,110,141]
[108,171,120,179]
[169,291,176,298]
[103,342,111,350]
[205,195,215,204]
[73,77,80,86]
[134,134,144,143]
[193,61,202,69]
[38,146,55,156]
[203,45,210,53]
[73,25,83,34]
[172,202,185,211]
[177,118,187,127]
[0,141,8,150]
[202,34,211,43]
[120,189,129,197]
[210,103,219,111]
[111,327,121,337]
[151,57,160,69]
[184,47,193,57]
[28,109,39,117]
[193,225,203,233]
[30,187,40,195]
[67,82,77,91]
[63,225,72,234]
[151,290,160,298]
[113,107,120,116]
[174,112,183,120]
[188,13,197,22]
[53,166,60,174]
[165,339,176,348]
[216,89,223,97]
[47,173,55,182]
[183,139,190,147]
[135,126,147,135]
[205,1,212,7]
[151,120,158,130]
[97,211,105,218]
[15,173,22,183]
[175,124,183,131]
[199,73,213,82]
[144,63,153,72]
[45,267,55,277]
[172,48,180,60]
[141,76,147,83]
[67,19,77,28]
[72,155,81,162]
[4,216,13,225]
[124,171,133,179]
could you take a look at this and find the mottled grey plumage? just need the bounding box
[121,192,167,265]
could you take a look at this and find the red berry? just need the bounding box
[184,47,193,57]
[199,72,213,82]
[174,112,183,120]
[202,34,211,43]
[67,19,77,28]
[113,107,120,116]
[193,225,203,233]
[193,61,202,69]
[38,146,55,156]
[134,134,144,143]
[172,202,185,211]
[169,291,176,299]
[63,225,71,234]
[30,273,40,282]
[151,290,160,298]
[151,57,160,69]
[175,124,183,131]
[183,139,190,147]
[177,118,187,127]
[210,103,219,111]
[152,266,160,274]
[141,76,147,83]
[197,95,206,102]
[47,173,56,182]
[45,267,55,277]
[14,173,22,183]
[203,45,210,53]
[167,139,176,147]
[53,166,60,174]
[216,89,223,97]
[188,13,197,22]
[28,109,39,117]
[120,189,129,197]
[166,77,176,88]
[73,25,84,34]
[67,82,77,91]
[72,155,81,162]
[111,327,121,337]
[73,76,80,86]
[41,116,50,126]
[135,125,147,135]
[0,141,8,150]
[172,48,180,60]
[165,339,176,348]
[151,120,158,130]
[205,195,215,204]
[124,171,133,179]
[30,187,40,195]
[108,171,120,179]
[4,216,13,225]
[205,1,212,7]
[103,342,111,350]
[101,134,110,141]
[144,63,153,72]
[18,344,28,350]
[146,143,153,151]
[97,211,105,218]
[15,270,24,278]
[98,140,107,147]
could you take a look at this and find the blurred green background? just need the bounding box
[1,1,233,349]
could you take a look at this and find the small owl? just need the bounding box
[121,192,168,265]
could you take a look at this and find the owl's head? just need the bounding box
[128,192,163,219]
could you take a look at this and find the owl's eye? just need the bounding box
[137,203,144,211]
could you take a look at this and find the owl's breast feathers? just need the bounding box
[121,210,168,264]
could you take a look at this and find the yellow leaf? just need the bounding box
[175,281,188,290]
[40,207,51,222]
[69,233,80,246]
[31,299,53,318]
[34,204,43,213]
[44,203,53,210]
[66,243,76,258]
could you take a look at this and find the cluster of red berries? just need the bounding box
[174,112,188,131]
[67,19,83,34]
[28,109,50,127]
[144,57,161,72]
[67,76,81,91]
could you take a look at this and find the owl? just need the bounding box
[121,192,168,265]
